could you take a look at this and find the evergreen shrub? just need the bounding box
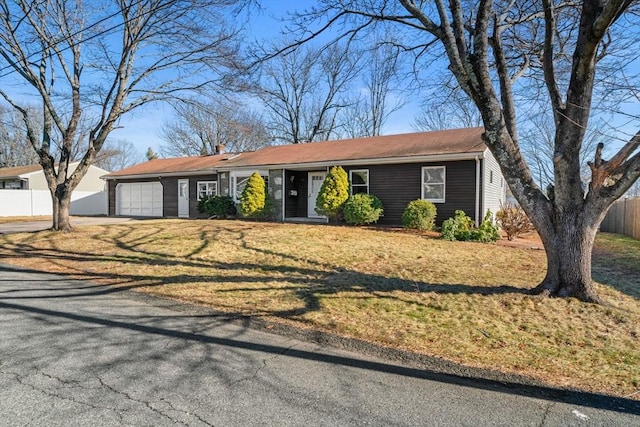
[402,199,437,230]
[343,194,384,225]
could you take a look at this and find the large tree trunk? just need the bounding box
[532,213,602,303]
[50,186,73,232]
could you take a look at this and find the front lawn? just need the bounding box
[0,219,638,398]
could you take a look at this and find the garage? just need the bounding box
[116,182,163,216]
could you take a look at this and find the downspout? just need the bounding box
[475,156,481,226]
[282,168,286,222]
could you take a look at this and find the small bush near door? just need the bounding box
[343,194,384,225]
[402,199,437,230]
[316,166,349,221]
[198,195,237,219]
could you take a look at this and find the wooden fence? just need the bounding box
[600,197,640,239]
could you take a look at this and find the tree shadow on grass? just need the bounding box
[0,225,530,322]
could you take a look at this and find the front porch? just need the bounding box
[268,168,329,222]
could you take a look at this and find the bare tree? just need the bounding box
[160,99,271,156]
[94,139,143,172]
[342,44,404,138]
[0,105,38,167]
[0,0,248,230]
[413,85,482,131]
[278,0,640,302]
[520,114,609,189]
[258,43,361,143]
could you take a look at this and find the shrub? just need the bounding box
[316,166,349,221]
[343,194,384,225]
[239,172,266,218]
[402,199,437,230]
[441,210,499,243]
[198,195,236,218]
[496,202,534,240]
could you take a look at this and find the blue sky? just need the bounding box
[1,1,637,161]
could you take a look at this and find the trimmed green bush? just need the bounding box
[198,195,236,218]
[316,166,349,221]
[402,199,437,230]
[343,194,384,225]
[441,210,499,243]
[239,172,266,217]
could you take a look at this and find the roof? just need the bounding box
[103,128,487,179]
[0,164,43,179]
[103,153,234,179]
[219,127,486,169]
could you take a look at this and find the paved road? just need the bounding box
[0,216,134,234]
[0,265,638,426]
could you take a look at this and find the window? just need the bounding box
[197,181,217,200]
[490,170,493,184]
[422,166,445,203]
[232,173,269,201]
[349,169,369,194]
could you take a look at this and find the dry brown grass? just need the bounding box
[0,219,638,398]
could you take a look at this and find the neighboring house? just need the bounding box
[0,162,108,192]
[103,128,506,225]
[0,162,110,217]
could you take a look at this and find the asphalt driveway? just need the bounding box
[0,216,135,234]
[0,264,638,426]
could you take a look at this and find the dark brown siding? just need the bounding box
[107,174,217,218]
[344,160,478,226]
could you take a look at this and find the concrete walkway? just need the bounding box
[0,264,638,426]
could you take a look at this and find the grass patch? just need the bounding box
[0,215,52,223]
[0,220,638,398]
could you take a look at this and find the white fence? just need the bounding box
[0,189,107,217]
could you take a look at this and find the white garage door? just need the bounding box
[116,182,163,216]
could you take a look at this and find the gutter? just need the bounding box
[101,169,218,180]
[475,155,481,226]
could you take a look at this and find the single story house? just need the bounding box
[0,162,108,191]
[102,128,506,225]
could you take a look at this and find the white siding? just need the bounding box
[482,149,506,220]
[20,163,108,192]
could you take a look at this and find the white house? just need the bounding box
[0,162,109,217]
[0,162,108,191]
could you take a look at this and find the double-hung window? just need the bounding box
[422,166,445,203]
[197,181,217,200]
[349,169,369,194]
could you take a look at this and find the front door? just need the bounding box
[178,179,189,218]
[308,171,327,218]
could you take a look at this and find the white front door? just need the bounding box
[178,179,189,218]
[308,171,327,218]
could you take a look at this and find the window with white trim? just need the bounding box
[349,169,369,194]
[232,173,269,201]
[197,181,217,200]
[422,166,446,203]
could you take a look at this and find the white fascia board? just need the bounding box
[217,152,486,172]
[102,169,218,180]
